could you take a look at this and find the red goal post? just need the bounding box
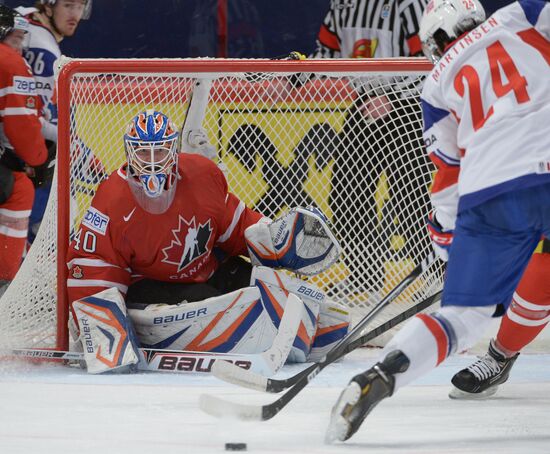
[0,57,444,352]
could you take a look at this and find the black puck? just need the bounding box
[225,442,247,451]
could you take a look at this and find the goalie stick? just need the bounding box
[180,78,212,142]
[199,288,442,421]
[211,251,438,391]
[5,293,302,376]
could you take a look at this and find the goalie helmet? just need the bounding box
[124,110,180,214]
[419,0,485,63]
[0,5,29,43]
[39,0,92,20]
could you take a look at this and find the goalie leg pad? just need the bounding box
[128,287,278,354]
[72,287,142,374]
[251,266,321,362]
[128,270,320,362]
[309,299,351,362]
[245,206,341,276]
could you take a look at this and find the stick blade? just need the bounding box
[199,394,263,421]
[264,293,302,373]
[211,360,269,392]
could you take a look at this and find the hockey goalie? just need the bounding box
[66,109,350,374]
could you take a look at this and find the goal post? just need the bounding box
[0,57,444,352]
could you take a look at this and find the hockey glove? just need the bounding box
[427,211,453,262]
[184,129,217,161]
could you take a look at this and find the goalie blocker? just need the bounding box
[71,267,350,373]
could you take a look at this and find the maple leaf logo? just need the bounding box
[161,216,213,272]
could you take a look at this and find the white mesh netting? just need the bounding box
[0,58,444,350]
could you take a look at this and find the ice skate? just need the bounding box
[326,350,409,443]
[449,340,519,400]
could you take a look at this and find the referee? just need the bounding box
[313,0,432,298]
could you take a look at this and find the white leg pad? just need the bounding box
[72,287,142,374]
[129,287,277,354]
[251,266,320,362]
[309,299,351,362]
[128,267,321,363]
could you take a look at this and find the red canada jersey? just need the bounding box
[67,154,263,303]
[0,42,46,166]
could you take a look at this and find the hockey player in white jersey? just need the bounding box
[16,0,91,144]
[15,0,92,242]
[326,0,550,442]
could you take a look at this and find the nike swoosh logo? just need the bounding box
[123,207,136,222]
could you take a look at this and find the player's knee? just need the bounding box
[515,252,550,304]
[509,292,550,321]
[437,305,496,353]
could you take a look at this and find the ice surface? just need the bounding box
[0,350,548,454]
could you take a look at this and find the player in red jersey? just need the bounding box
[67,110,348,373]
[0,5,47,293]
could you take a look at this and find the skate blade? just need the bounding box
[325,382,361,443]
[448,385,499,400]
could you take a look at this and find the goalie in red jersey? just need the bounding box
[67,110,349,374]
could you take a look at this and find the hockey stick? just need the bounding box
[199,288,442,421]
[180,78,212,142]
[211,251,438,391]
[4,348,288,374]
[5,294,302,376]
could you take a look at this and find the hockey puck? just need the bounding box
[225,442,247,451]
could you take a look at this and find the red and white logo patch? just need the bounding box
[161,216,213,272]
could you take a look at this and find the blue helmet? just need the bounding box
[124,110,180,214]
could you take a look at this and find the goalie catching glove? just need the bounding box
[245,206,341,276]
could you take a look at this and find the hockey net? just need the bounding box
[0,58,445,352]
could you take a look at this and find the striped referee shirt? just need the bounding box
[310,0,428,98]
[312,0,427,59]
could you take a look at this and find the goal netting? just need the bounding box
[0,58,444,351]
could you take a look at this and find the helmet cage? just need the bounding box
[125,139,178,198]
[124,136,178,198]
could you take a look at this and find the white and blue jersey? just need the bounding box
[14,7,62,243]
[16,7,60,128]
[421,0,550,231]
